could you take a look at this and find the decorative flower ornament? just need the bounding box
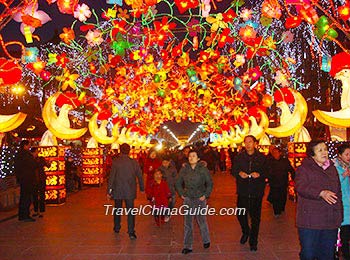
[85,30,104,46]
[74,4,92,22]
[13,3,52,36]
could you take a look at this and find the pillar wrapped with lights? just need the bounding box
[81,148,104,185]
[38,146,66,204]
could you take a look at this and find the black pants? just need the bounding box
[237,195,263,246]
[33,184,46,213]
[341,225,350,259]
[270,187,287,215]
[18,184,33,220]
[114,199,135,234]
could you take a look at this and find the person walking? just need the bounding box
[231,135,267,251]
[143,149,162,201]
[175,150,213,254]
[30,147,48,218]
[159,156,177,222]
[334,143,350,259]
[267,147,295,217]
[108,143,144,240]
[14,140,37,222]
[295,140,342,260]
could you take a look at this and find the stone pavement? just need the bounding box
[0,172,300,260]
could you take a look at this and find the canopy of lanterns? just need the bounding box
[1,0,350,147]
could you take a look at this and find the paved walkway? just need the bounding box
[0,172,300,259]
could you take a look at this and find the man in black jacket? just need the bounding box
[15,140,37,222]
[108,143,144,240]
[267,147,295,217]
[231,135,267,251]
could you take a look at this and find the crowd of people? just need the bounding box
[13,137,350,259]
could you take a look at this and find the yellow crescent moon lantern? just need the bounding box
[266,89,308,138]
[248,110,269,140]
[88,113,119,145]
[0,112,27,132]
[42,92,87,140]
[313,54,350,128]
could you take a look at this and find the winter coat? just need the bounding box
[175,162,213,199]
[295,157,342,230]
[149,180,171,208]
[159,164,177,196]
[108,154,144,200]
[267,157,295,188]
[231,149,267,198]
[334,158,350,226]
[14,149,37,191]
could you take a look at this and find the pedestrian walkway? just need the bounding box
[0,172,299,259]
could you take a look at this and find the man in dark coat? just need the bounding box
[108,143,144,240]
[267,147,295,216]
[15,140,37,222]
[231,135,267,251]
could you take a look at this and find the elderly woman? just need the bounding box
[295,140,343,260]
[334,144,350,259]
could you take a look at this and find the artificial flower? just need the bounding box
[85,30,103,46]
[55,69,79,90]
[206,13,228,32]
[74,3,92,22]
[59,27,75,44]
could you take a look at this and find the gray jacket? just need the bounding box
[108,154,144,200]
[175,162,213,199]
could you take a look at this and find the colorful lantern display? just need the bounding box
[81,148,104,185]
[38,146,67,204]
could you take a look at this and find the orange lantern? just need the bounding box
[38,146,67,204]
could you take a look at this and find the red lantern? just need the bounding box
[0,58,22,86]
[57,0,79,14]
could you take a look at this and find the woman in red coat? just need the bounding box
[143,149,162,200]
[149,169,171,225]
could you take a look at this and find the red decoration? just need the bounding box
[40,71,51,81]
[0,58,22,86]
[329,52,350,77]
[56,92,81,107]
[338,5,350,21]
[274,87,295,104]
[174,0,199,14]
[57,0,79,14]
[97,109,112,120]
[285,16,302,28]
